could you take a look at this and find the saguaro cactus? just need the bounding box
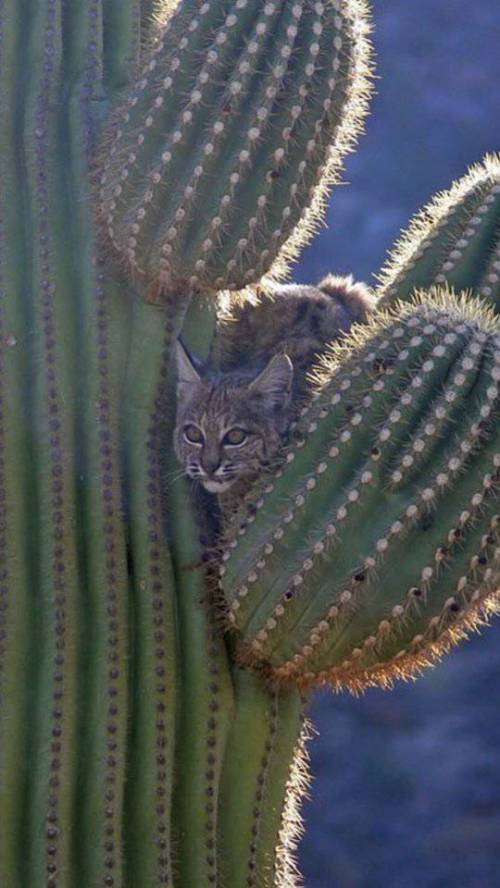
[0,1,498,887]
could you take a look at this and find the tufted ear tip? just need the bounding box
[249,353,294,409]
[175,339,202,402]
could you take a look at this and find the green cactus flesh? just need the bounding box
[219,292,500,691]
[98,0,372,297]
[377,154,500,312]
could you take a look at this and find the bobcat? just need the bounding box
[174,275,375,494]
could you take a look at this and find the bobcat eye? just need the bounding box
[183,424,204,445]
[223,427,248,446]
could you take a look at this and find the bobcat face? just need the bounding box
[179,418,269,493]
[173,276,373,494]
[174,342,293,493]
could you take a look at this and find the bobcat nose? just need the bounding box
[201,452,221,475]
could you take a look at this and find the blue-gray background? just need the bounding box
[295,4,500,887]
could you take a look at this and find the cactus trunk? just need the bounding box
[0,2,307,886]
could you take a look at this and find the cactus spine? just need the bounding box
[0,0,499,886]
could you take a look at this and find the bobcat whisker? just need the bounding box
[164,467,191,488]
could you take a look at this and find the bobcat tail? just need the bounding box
[317,274,376,324]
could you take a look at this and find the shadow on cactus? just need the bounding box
[0,1,498,887]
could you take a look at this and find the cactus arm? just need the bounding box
[381,186,491,301]
[99,0,372,295]
[222,307,465,635]
[218,671,304,888]
[377,155,500,310]
[0,6,38,885]
[220,295,500,690]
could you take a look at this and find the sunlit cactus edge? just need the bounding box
[377,153,500,312]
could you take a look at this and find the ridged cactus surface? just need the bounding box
[99,0,371,297]
[220,293,500,690]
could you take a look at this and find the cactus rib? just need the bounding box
[123,296,185,887]
[102,0,141,90]
[65,5,134,884]
[25,2,85,882]
[0,3,36,883]
[169,481,234,887]
[167,298,235,887]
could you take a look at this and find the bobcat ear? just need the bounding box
[175,340,201,403]
[249,353,293,409]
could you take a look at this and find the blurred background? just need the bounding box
[295,3,500,886]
